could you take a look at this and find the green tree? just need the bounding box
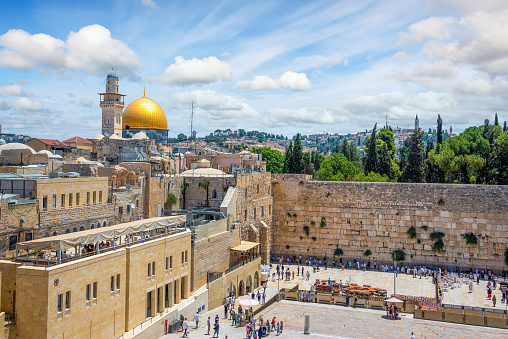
[315,153,360,181]
[378,128,396,157]
[378,143,392,178]
[437,115,443,145]
[495,113,499,126]
[364,124,379,174]
[177,133,187,142]
[400,128,426,183]
[503,121,507,132]
[352,172,390,182]
[253,147,284,173]
[283,141,293,173]
[291,133,304,174]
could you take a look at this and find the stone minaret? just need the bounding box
[99,70,125,137]
[415,114,419,130]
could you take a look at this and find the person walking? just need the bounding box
[212,322,220,338]
[493,295,497,307]
[354,294,357,308]
[224,301,228,318]
[194,312,200,329]
[207,316,211,335]
[411,332,415,339]
[271,317,276,331]
[262,292,266,304]
[232,311,237,326]
[182,318,189,338]
[257,290,261,303]
[306,270,310,280]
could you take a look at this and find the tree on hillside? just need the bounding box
[364,123,379,174]
[283,141,293,173]
[253,147,284,173]
[290,133,304,174]
[315,153,360,181]
[378,127,396,157]
[504,121,507,132]
[495,113,499,126]
[437,115,443,145]
[303,152,314,175]
[400,128,426,183]
[378,143,392,177]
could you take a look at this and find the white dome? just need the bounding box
[132,132,148,140]
[38,150,54,156]
[181,167,232,177]
[51,154,63,159]
[91,134,104,140]
[0,139,5,145]
[77,157,87,163]
[109,134,122,140]
[0,143,36,155]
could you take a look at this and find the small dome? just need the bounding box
[51,154,63,159]
[91,134,104,140]
[109,134,122,140]
[181,167,232,177]
[132,132,148,140]
[107,72,118,79]
[38,150,54,156]
[0,139,5,145]
[0,143,36,155]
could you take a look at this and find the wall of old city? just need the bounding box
[272,174,508,271]
[0,199,38,256]
[183,176,234,209]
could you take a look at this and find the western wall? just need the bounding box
[271,174,508,271]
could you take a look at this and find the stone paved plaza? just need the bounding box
[160,300,508,338]
[270,265,508,310]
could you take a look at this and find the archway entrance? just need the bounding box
[246,276,252,294]
[239,280,244,296]
[254,272,259,289]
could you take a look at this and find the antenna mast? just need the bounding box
[190,101,194,152]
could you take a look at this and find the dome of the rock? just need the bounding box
[122,96,167,131]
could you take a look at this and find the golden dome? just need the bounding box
[122,96,167,130]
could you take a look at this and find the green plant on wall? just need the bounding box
[310,221,316,226]
[286,244,290,249]
[430,231,445,241]
[407,226,417,239]
[421,225,429,231]
[311,236,317,241]
[392,250,405,262]
[432,239,445,252]
[464,233,477,245]
[300,236,303,240]
[287,213,292,217]
[334,248,343,257]
[303,226,310,236]
[363,249,372,257]
[320,217,326,228]
[166,192,178,206]
[438,198,445,206]
[417,239,421,244]
[293,213,297,217]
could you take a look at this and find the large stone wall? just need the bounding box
[272,174,508,271]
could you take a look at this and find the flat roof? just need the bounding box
[230,241,259,252]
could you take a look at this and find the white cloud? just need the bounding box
[78,98,93,107]
[0,98,9,110]
[0,83,32,97]
[399,16,457,43]
[294,54,343,68]
[170,90,260,121]
[235,71,312,91]
[9,97,43,111]
[0,25,141,76]
[156,56,232,85]
[140,0,157,8]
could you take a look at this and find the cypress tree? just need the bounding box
[364,123,379,174]
[504,121,507,132]
[340,137,348,156]
[291,133,304,174]
[378,143,392,177]
[283,141,293,173]
[335,144,339,154]
[425,138,434,155]
[400,128,426,183]
[437,115,443,145]
[495,113,499,126]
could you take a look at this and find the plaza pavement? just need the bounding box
[160,300,508,339]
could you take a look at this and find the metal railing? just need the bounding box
[225,254,260,275]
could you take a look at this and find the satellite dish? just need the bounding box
[126,184,131,190]
[131,203,135,209]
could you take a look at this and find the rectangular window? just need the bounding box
[119,206,123,214]
[254,208,256,219]
[99,191,102,203]
[69,193,72,207]
[61,194,65,207]
[86,284,91,301]
[261,206,264,217]
[165,257,169,270]
[76,193,80,205]
[126,204,131,213]
[52,195,56,208]
[9,235,17,250]
[148,263,151,277]
[110,276,114,292]
[24,232,32,241]
[116,274,120,290]
[43,196,48,210]
[181,252,184,263]
[65,291,71,309]
[185,251,188,263]
[245,209,247,221]
[93,282,97,299]
[57,294,63,312]
[170,256,173,268]
[86,192,90,205]
[152,262,155,277]
[93,191,96,204]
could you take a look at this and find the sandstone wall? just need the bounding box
[272,175,508,271]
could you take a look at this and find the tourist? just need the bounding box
[224,301,229,318]
[246,325,252,339]
[232,310,237,326]
[411,332,415,339]
[493,295,497,307]
[280,321,284,334]
[194,311,200,329]
[207,317,211,335]
[182,318,189,338]
[271,317,276,330]
[292,271,295,279]
[212,322,220,338]
[180,314,184,331]
[306,270,310,280]
[308,291,312,303]
[215,314,219,324]
[488,286,492,299]
[257,290,261,302]
[353,294,357,308]
[262,291,266,304]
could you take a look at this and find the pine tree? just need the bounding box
[291,133,304,174]
[425,138,434,155]
[364,123,378,174]
[495,113,499,126]
[283,141,293,173]
[340,137,348,156]
[504,121,508,132]
[437,115,443,145]
[400,128,426,183]
[335,144,339,154]
[378,143,392,177]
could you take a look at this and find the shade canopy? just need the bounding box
[230,241,259,252]
[240,299,259,306]
[17,215,186,252]
[385,297,403,303]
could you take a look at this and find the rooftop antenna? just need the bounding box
[190,101,195,153]
[386,115,388,128]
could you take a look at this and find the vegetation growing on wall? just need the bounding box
[310,221,316,226]
[334,248,344,257]
[430,231,445,241]
[505,248,508,266]
[392,250,405,262]
[166,192,178,206]
[303,226,310,236]
[407,226,417,239]
[320,217,326,228]
[363,249,372,257]
[464,233,477,245]
[432,239,445,252]
[421,225,429,231]
[311,237,317,241]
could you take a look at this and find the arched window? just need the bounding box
[72,227,77,232]
[44,233,49,238]
[97,222,101,228]
[53,232,57,236]
[91,224,95,229]
[79,226,84,231]
[65,229,70,234]
[103,221,107,227]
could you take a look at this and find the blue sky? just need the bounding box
[0,0,507,140]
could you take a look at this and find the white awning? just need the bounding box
[17,215,186,251]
